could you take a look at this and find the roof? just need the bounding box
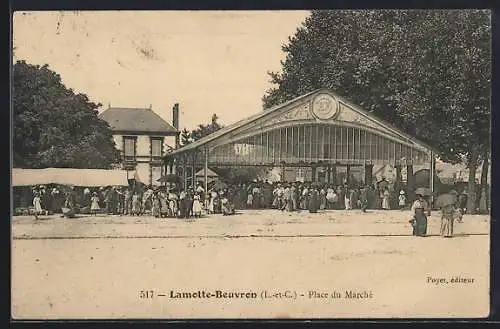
[12,168,130,187]
[166,88,436,156]
[166,89,318,155]
[99,107,178,135]
[195,168,219,177]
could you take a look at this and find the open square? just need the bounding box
[12,210,490,318]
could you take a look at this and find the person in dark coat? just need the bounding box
[336,186,344,210]
[290,183,298,211]
[185,190,194,219]
[373,185,381,209]
[214,192,222,214]
[41,189,53,214]
[359,186,369,212]
[51,187,63,214]
[178,190,187,218]
[458,190,467,214]
[308,187,319,213]
[104,188,113,214]
[350,188,358,210]
[409,194,430,236]
[366,185,374,210]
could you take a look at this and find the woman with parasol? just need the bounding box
[409,187,432,236]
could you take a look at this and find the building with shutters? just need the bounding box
[99,104,180,186]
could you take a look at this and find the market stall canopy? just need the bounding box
[414,187,433,196]
[195,168,219,178]
[12,168,130,187]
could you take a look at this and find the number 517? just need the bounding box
[139,290,154,299]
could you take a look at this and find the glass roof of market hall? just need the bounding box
[164,88,435,167]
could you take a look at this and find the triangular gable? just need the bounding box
[232,89,431,153]
[168,88,433,155]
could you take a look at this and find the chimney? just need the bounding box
[173,103,180,148]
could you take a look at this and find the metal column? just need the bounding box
[191,151,196,189]
[430,150,435,207]
[204,147,208,196]
[183,154,188,190]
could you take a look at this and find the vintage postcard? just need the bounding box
[11,10,491,319]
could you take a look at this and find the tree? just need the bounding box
[263,10,491,213]
[190,114,223,142]
[180,128,193,146]
[13,60,120,169]
[478,151,490,214]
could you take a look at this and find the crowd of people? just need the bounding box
[26,177,412,218]
[23,177,470,239]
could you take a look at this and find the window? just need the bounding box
[123,137,136,160]
[151,138,163,157]
[296,168,305,182]
[151,166,163,186]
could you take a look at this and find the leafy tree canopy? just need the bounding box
[13,60,120,169]
[263,10,490,166]
[180,114,223,146]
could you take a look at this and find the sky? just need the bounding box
[13,11,310,131]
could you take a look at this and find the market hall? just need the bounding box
[164,89,436,197]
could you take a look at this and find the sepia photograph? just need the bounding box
[11,10,491,319]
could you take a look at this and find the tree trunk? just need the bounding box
[479,152,489,214]
[466,152,479,215]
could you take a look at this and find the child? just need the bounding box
[192,194,202,218]
[398,190,406,210]
[90,192,100,216]
[453,205,463,223]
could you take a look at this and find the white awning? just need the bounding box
[12,168,130,187]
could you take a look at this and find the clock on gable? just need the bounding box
[312,93,339,120]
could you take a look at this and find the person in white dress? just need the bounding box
[382,188,391,210]
[344,189,352,210]
[209,190,218,214]
[33,192,43,220]
[90,192,100,216]
[326,187,337,210]
[192,194,202,218]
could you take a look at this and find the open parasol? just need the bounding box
[414,187,432,196]
[157,174,180,183]
[378,180,389,190]
[435,193,458,208]
[213,182,228,190]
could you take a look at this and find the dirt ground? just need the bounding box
[11,209,490,319]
